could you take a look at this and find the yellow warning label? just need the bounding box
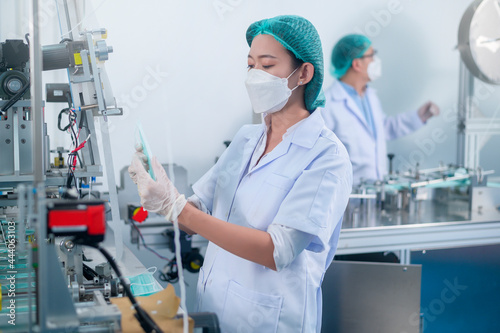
[74,53,82,65]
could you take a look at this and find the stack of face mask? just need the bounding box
[126,267,164,297]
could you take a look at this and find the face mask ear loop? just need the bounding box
[146,266,158,275]
[287,66,302,92]
[129,267,158,287]
[286,66,300,80]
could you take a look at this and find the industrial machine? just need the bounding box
[323,2,500,332]
[0,0,127,329]
[342,0,500,236]
[0,1,208,332]
[344,164,500,230]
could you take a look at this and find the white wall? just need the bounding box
[2,0,499,187]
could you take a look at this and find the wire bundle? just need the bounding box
[57,108,92,194]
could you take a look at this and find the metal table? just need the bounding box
[337,199,500,264]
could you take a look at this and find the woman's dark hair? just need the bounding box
[287,49,304,70]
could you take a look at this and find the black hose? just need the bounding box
[86,244,164,333]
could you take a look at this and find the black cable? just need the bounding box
[57,108,74,132]
[64,110,83,191]
[86,243,164,333]
[65,163,78,194]
[69,113,78,145]
[83,263,99,280]
[130,220,172,262]
[65,172,73,188]
[68,125,83,169]
[158,258,179,283]
[68,112,84,170]
[67,146,83,170]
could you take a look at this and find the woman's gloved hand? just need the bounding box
[418,101,440,123]
[128,155,187,221]
[133,143,150,173]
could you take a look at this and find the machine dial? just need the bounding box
[458,0,500,84]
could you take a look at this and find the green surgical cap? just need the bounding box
[246,15,325,113]
[330,34,372,79]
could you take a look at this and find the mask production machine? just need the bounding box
[322,1,500,332]
[337,0,500,255]
[0,1,218,332]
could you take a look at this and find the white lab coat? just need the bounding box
[192,110,352,333]
[321,79,423,185]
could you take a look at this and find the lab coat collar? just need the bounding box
[243,110,324,174]
[330,78,377,101]
[246,109,324,148]
[289,109,324,148]
[243,121,291,174]
[330,79,373,132]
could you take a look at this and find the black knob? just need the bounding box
[387,153,395,175]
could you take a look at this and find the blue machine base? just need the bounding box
[411,244,500,333]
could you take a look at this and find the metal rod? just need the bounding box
[349,194,377,199]
[457,60,475,168]
[29,1,44,329]
[79,103,99,110]
[415,166,450,174]
[29,0,44,186]
[410,174,471,188]
[63,0,74,40]
[457,61,466,166]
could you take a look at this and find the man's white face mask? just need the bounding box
[245,67,300,114]
[367,56,382,81]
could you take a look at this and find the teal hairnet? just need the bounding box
[246,15,325,113]
[330,34,372,79]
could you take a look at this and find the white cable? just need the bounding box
[59,0,110,39]
[167,163,189,333]
[88,176,92,200]
[172,213,189,332]
[137,116,187,330]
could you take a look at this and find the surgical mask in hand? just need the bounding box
[126,267,163,296]
[367,56,382,81]
[245,68,300,114]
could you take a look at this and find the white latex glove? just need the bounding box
[418,101,440,123]
[128,155,187,221]
[133,143,149,172]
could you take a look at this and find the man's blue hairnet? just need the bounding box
[330,34,372,79]
[246,15,325,113]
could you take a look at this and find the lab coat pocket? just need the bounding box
[221,280,283,333]
[247,173,295,230]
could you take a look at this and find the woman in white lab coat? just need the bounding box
[129,15,352,333]
[321,34,439,185]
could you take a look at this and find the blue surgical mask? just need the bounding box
[126,267,163,296]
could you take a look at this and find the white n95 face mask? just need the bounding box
[367,56,382,81]
[245,68,299,114]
